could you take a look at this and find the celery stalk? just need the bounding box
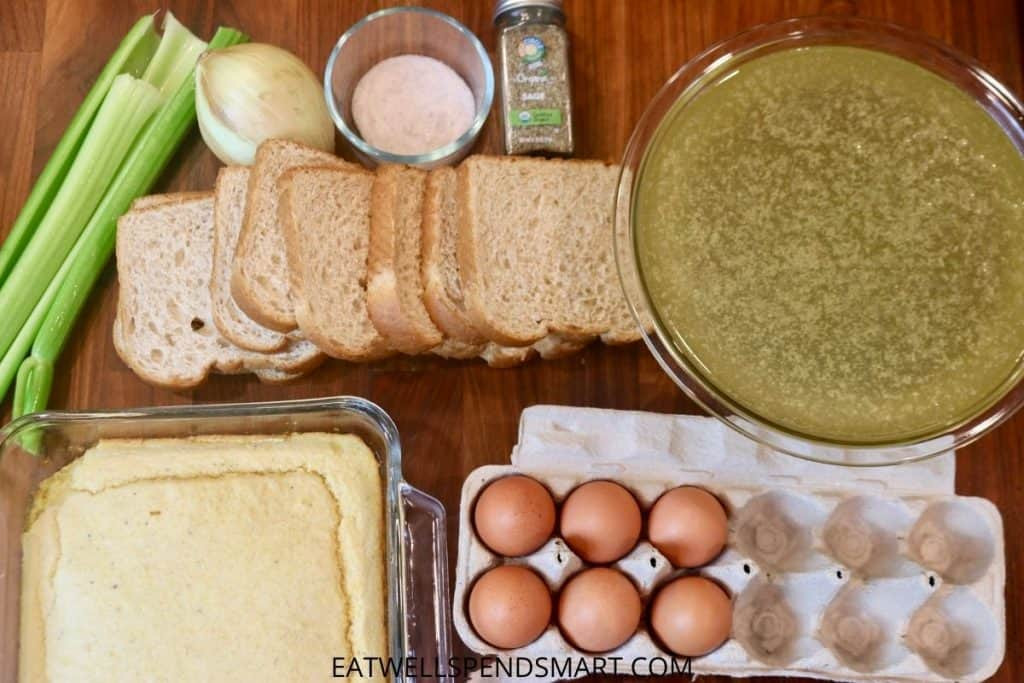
[0,14,159,287]
[142,12,208,97]
[9,27,248,416]
[0,264,62,411]
[0,74,161,367]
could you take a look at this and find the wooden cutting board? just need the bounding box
[0,1,1021,681]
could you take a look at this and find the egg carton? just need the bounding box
[452,406,1006,682]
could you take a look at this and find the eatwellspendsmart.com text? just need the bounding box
[333,655,695,679]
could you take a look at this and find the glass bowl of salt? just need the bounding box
[325,6,494,168]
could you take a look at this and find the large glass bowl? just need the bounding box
[614,16,1024,466]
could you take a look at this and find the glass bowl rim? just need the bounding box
[323,5,495,166]
[613,15,1024,466]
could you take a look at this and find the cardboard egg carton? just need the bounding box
[453,406,1006,682]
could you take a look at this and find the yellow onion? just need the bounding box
[195,43,334,165]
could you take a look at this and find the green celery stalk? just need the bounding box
[0,74,161,367]
[142,12,209,98]
[9,27,248,417]
[0,14,159,287]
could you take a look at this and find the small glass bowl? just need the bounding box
[614,16,1024,466]
[324,6,494,169]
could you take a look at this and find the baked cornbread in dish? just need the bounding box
[19,433,386,683]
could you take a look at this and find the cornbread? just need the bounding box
[19,433,386,683]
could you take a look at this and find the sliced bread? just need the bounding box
[231,139,352,332]
[421,167,486,344]
[421,166,589,365]
[419,169,486,361]
[367,165,444,354]
[456,155,640,346]
[211,166,292,352]
[278,165,392,361]
[114,195,323,389]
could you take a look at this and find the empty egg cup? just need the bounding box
[818,579,930,673]
[733,573,833,666]
[324,7,494,168]
[907,499,996,584]
[906,587,1000,679]
[822,496,916,578]
[734,491,828,573]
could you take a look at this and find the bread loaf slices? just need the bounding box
[231,140,353,332]
[422,167,487,345]
[211,166,295,352]
[114,195,322,389]
[457,155,640,347]
[421,166,590,365]
[124,192,305,383]
[367,165,444,354]
[279,165,392,361]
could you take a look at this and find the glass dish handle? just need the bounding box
[399,483,452,680]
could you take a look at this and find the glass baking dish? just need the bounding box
[0,396,451,682]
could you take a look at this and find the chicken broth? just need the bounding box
[635,46,1024,443]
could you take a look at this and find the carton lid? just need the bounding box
[512,406,955,495]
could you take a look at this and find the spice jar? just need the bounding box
[494,0,574,155]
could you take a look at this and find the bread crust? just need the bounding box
[210,166,290,352]
[480,342,535,368]
[231,140,350,333]
[421,167,487,344]
[366,165,443,354]
[130,191,212,211]
[231,141,299,332]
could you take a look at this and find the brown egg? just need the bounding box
[648,486,729,567]
[560,480,642,563]
[468,565,552,649]
[650,576,732,657]
[474,475,556,557]
[558,568,642,653]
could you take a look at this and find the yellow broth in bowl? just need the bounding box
[635,46,1024,444]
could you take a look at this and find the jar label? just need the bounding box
[509,108,564,127]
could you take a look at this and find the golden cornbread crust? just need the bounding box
[19,433,386,683]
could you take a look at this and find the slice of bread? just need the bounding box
[367,165,444,354]
[456,155,640,346]
[114,195,322,389]
[211,166,292,352]
[422,167,486,344]
[231,140,352,332]
[279,165,392,361]
[139,185,323,369]
[421,166,590,365]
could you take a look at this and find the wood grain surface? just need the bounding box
[0,1,1021,681]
